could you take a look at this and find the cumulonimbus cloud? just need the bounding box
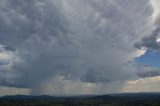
[0,0,156,95]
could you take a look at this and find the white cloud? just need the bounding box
[122,76,160,93]
[0,45,16,67]
[0,53,11,61]
[151,0,160,21]
[0,86,30,96]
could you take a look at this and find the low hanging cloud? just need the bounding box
[0,0,156,95]
[0,86,30,96]
[122,76,160,93]
[137,65,160,78]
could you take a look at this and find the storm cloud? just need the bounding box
[135,0,160,51]
[0,0,157,95]
[135,26,160,51]
[137,65,160,78]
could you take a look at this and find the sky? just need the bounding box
[0,0,160,96]
[136,50,160,68]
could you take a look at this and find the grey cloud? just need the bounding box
[135,26,160,51]
[82,68,111,83]
[0,0,154,95]
[137,66,160,78]
[0,0,67,48]
[134,0,160,52]
[3,46,15,51]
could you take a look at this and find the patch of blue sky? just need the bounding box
[135,50,160,68]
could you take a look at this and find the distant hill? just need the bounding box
[1,93,160,100]
[0,93,160,106]
[110,93,160,100]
